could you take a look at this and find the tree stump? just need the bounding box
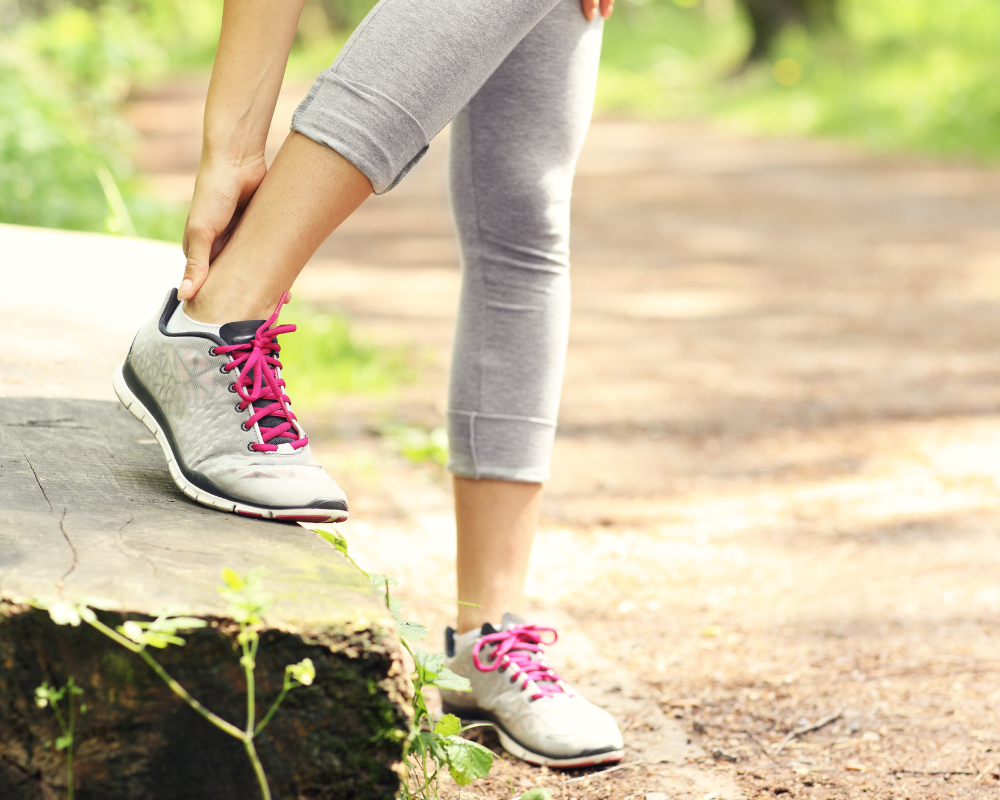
[0,398,408,799]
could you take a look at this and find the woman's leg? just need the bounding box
[455,477,542,631]
[185,134,371,324]
[447,0,603,632]
[184,0,565,325]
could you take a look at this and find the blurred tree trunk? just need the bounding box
[739,0,837,66]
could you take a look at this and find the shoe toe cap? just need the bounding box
[201,459,348,510]
[521,698,624,757]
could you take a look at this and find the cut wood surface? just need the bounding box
[0,397,407,799]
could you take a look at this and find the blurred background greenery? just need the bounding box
[3,0,998,242]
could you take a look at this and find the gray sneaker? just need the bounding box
[440,613,624,768]
[112,289,348,522]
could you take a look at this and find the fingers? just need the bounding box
[581,0,612,21]
[178,158,266,302]
[178,215,213,301]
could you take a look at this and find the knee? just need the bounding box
[473,161,575,275]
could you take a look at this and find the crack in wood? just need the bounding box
[1,418,93,429]
[57,510,79,588]
[21,448,51,512]
[117,516,158,576]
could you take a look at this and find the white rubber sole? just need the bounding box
[442,703,624,769]
[113,363,348,524]
[494,726,624,769]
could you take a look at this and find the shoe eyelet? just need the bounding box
[228,383,237,393]
[219,364,228,374]
[235,403,244,413]
[247,443,255,452]
[209,347,217,357]
[240,422,250,432]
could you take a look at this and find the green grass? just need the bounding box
[278,301,412,405]
[597,0,1000,162]
[380,423,449,467]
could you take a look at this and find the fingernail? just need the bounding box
[179,279,193,299]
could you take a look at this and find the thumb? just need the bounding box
[178,219,213,301]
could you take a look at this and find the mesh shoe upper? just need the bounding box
[125,290,346,509]
[441,613,623,760]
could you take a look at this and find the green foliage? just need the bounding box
[117,615,207,649]
[40,568,315,800]
[320,525,494,798]
[521,789,554,800]
[599,0,1000,161]
[596,0,747,118]
[35,676,85,799]
[381,423,449,467]
[218,566,272,626]
[279,301,412,403]
[370,571,428,642]
[0,0,193,237]
[729,0,1000,159]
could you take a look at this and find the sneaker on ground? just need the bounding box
[112,289,348,522]
[440,613,624,768]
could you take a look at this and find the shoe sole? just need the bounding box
[441,704,624,769]
[113,363,348,524]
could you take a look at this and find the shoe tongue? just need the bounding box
[487,613,563,694]
[219,319,267,346]
[500,612,525,631]
[218,319,296,445]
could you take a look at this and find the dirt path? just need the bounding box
[121,80,1000,798]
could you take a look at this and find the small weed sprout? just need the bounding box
[42,571,314,800]
[313,526,495,798]
[34,676,85,800]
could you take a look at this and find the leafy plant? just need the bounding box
[312,525,495,797]
[34,676,86,800]
[42,569,314,800]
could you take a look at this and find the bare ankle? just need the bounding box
[183,289,277,326]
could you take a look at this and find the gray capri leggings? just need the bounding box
[292,0,603,482]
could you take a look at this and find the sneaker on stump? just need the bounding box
[113,289,348,522]
[440,613,624,768]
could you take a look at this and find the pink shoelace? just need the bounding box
[472,625,571,701]
[213,292,307,453]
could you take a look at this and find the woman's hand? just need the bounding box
[581,0,614,21]
[179,154,267,301]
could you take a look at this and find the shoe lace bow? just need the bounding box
[472,624,570,701]
[213,292,306,452]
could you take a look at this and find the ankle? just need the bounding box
[184,289,276,326]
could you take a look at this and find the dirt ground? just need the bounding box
[122,80,1000,799]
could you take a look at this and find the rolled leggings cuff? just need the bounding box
[291,71,430,195]
[446,410,555,483]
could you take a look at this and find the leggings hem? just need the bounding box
[291,72,430,194]
[446,409,555,483]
